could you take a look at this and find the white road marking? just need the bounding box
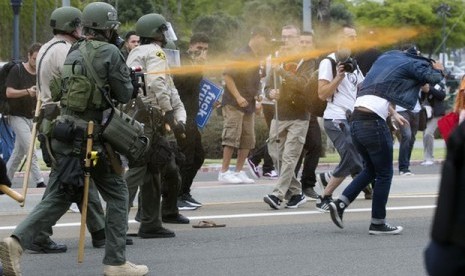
[0,205,436,231]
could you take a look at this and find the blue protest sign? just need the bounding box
[196,78,223,129]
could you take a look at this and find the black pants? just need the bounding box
[248,104,275,174]
[295,116,322,188]
[177,123,205,195]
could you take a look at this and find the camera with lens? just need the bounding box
[340,57,357,73]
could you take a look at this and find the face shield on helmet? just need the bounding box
[164,49,181,67]
[160,22,177,42]
[163,40,180,67]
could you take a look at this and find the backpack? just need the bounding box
[304,56,337,117]
[0,60,21,114]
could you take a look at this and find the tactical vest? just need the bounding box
[53,40,109,115]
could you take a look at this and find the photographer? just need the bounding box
[315,25,365,212]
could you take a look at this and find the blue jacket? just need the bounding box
[358,50,443,110]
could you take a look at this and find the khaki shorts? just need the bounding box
[221,105,255,149]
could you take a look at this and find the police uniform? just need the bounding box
[12,38,133,266]
[125,43,186,235]
[34,34,106,249]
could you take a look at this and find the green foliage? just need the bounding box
[348,0,465,56]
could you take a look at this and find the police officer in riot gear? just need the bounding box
[125,13,188,239]
[0,2,148,276]
[33,5,108,255]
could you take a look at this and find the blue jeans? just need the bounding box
[397,110,419,172]
[341,113,393,223]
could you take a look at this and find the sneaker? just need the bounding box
[421,160,434,166]
[316,172,331,190]
[180,193,202,207]
[263,170,279,179]
[286,194,307,209]
[399,170,414,176]
[369,223,403,235]
[264,194,282,210]
[234,171,255,184]
[0,237,23,276]
[246,158,260,178]
[177,199,198,211]
[103,261,148,276]
[329,199,347,229]
[316,195,333,213]
[218,171,242,184]
[36,182,47,188]
[302,187,319,199]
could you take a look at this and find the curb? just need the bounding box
[14,159,445,178]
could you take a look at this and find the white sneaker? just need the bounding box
[235,171,255,184]
[218,171,242,184]
[0,237,23,276]
[421,160,434,166]
[104,261,149,276]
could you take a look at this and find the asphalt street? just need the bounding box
[0,165,441,276]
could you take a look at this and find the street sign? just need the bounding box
[196,78,223,129]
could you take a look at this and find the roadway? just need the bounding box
[0,165,442,275]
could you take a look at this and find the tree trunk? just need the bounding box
[317,0,331,31]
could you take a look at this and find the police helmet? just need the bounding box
[135,13,167,38]
[82,2,119,30]
[50,7,82,33]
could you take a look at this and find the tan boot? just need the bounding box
[104,261,148,276]
[0,236,23,276]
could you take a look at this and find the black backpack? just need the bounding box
[304,56,337,117]
[0,61,21,114]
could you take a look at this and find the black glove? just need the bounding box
[173,121,186,139]
[164,110,176,128]
[131,79,141,99]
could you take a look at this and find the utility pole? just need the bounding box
[10,0,22,61]
[303,0,312,32]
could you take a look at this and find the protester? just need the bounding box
[421,81,446,165]
[173,33,209,210]
[424,119,465,275]
[263,24,316,209]
[218,26,271,184]
[121,30,140,59]
[328,44,444,235]
[315,25,365,212]
[0,2,148,275]
[294,30,321,199]
[5,43,46,188]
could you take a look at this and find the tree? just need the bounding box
[347,0,465,57]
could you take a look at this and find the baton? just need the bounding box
[20,97,42,207]
[0,185,24,203]
[78,121,94,263]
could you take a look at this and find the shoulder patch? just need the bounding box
[119,65,130,77]
[155,51,166,60]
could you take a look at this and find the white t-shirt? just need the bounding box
[396,90,421,113]
[354,95,390,120]
[319,53,365,120]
